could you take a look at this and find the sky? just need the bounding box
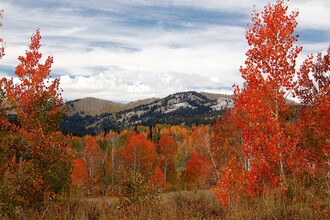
[0,0,329,102]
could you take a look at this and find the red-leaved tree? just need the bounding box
[215,0,303,205]
[0,30,71,217]
[158,135,177,185]
[185,151,207,189]
[122,131,156,179]
[81,135,102,195]
[295,45,330,192]
[71,158,88,188]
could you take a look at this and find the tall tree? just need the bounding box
[158,135,177,185]
[122,131,156,179]
[215,0,302,204]
[191,126,220,183]
[295,46,330,192]
[210,110,241,169]
[82,135,102,195]
[71,158,88,188]
[105,131,120,192]
[152,166,165,190]
[6,29,64,132]
[184,151,207,189]
[0,30,71,217]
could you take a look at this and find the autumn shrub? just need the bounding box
[119,171,160,205]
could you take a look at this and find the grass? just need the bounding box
[11,185,330,219]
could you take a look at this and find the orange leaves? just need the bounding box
[214,156,245,206]
[80,135,102,194]
[71,159,88,187]
[3,29,63,133]
[0,29,72,215]
[152,166,165,189]
[215,1,328,208]
[294,45,330,179]
[214,0,304,206]
[244,0,301,90]
[184,151,207,186]
[16,30,44,79]
[158,135,177,159]
[84,135,102,160]
[297,45,330,105]
[157,135,178,187]
[122,131,156,178]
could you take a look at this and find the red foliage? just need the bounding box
[0,30,71,215]
[81,135,102,194]
[214,157,246,206]
[210,111,241,180]
[158,135,177,159]
[157,135,178,187]
[84,135,102,161]
[295,45,330,178]
[152,166,165,189]
[185,151,207,187]
[215,0,303,205]
[122,131,156,178]
[3,29,64,133]
[71,159,88,187]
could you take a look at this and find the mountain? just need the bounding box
[200,92,232,101]
[60,91,234,136]
[65,97,159,116]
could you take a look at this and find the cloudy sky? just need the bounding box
[1,0,329,102]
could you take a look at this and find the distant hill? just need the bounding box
[200,92,232,100]
[60,91,234,136]
[65,97,159,116]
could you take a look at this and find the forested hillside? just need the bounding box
[60,91,233,136]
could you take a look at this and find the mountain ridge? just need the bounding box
[65,97,159,116]
[64,92,232,116]
[60,91,234,136]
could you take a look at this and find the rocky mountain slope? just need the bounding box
[60,91,233,136]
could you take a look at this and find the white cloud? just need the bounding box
[292,0,330,30]
[59,70,234,102]
[1,0,329,101]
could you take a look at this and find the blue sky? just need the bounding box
[1,0,329,102]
